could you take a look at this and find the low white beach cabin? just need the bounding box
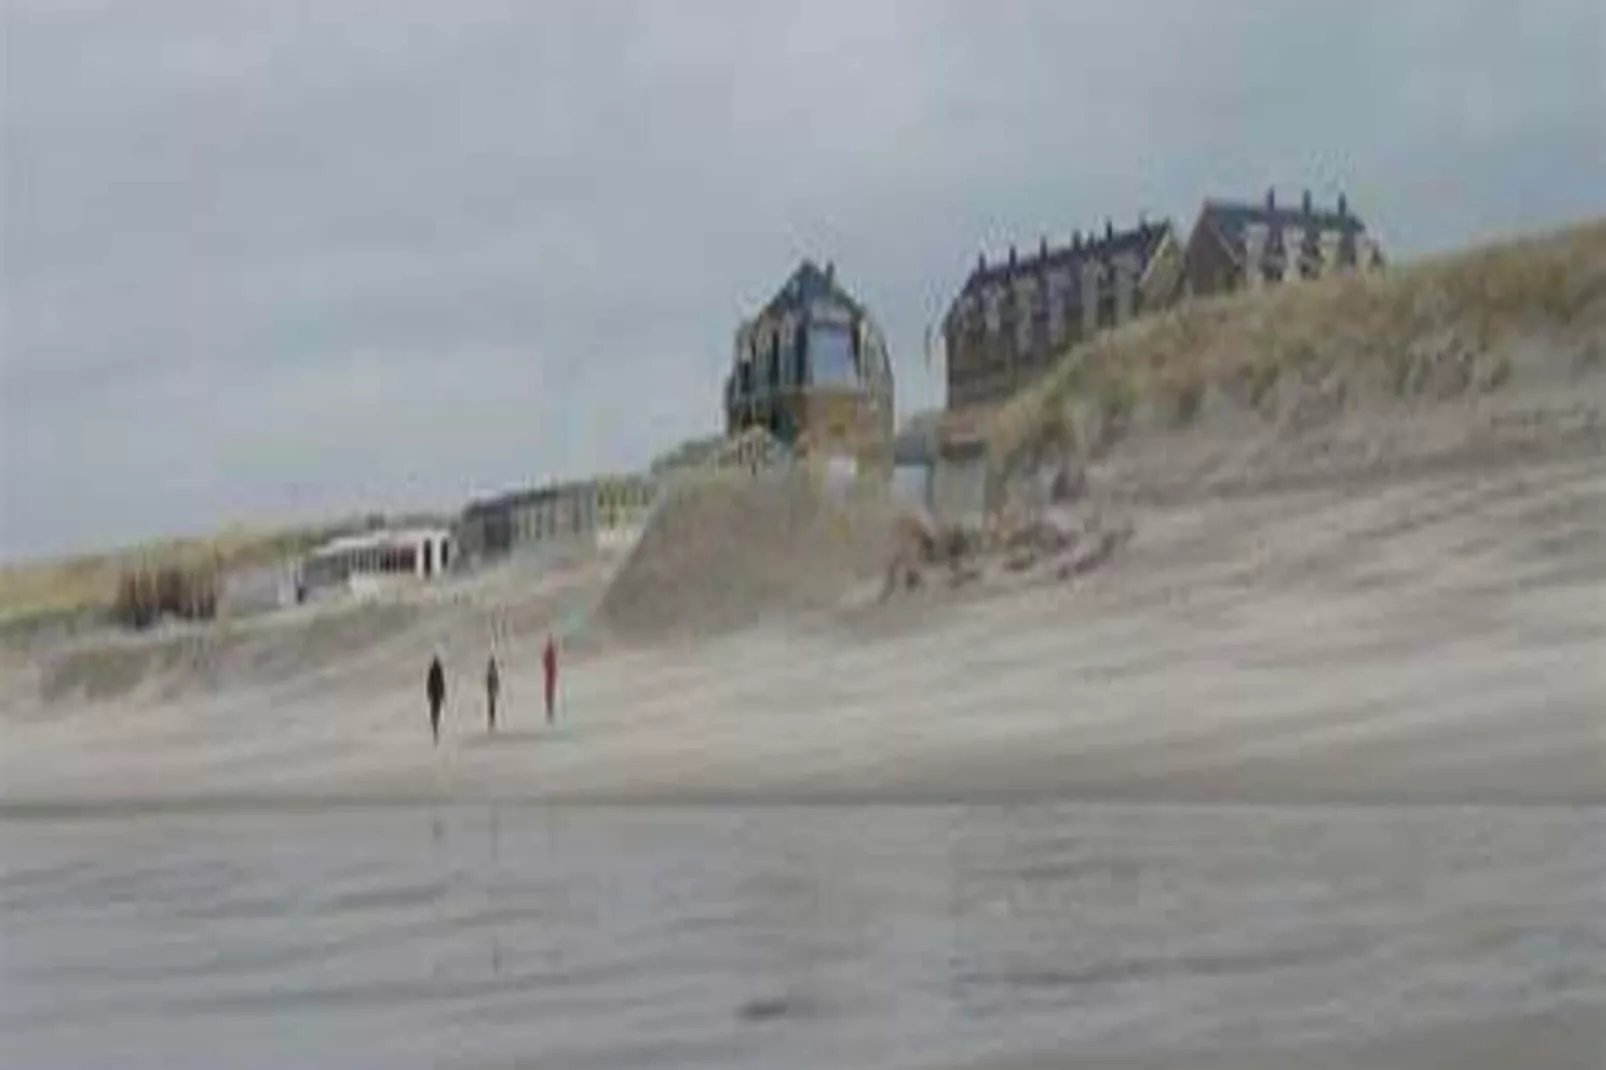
[295,527,453,602]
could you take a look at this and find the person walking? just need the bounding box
[426,655,447,745]
[485,654,501,734]
[541,635,558,726]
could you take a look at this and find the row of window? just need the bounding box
[596,483,655,512]
[512,501,589,543]
[506,488,655,544]
[301,541,446,587]
[962,258,1141,324]
[953,291,1131,360]
[1242,252,1343,283]
[731,323,868,399]
[965,277,1137,334]
[1242,226,1355,261]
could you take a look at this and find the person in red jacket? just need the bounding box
[541,635,558,725]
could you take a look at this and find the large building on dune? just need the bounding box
[942,219,1185,409]
[723,260,895,469]
[940,189,1386,410]
[1175,188,1384,300]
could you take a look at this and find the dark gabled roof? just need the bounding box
[956,219,1178,299]
[757,259,866,321]
[1194,193,1370,261]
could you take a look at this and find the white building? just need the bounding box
[295,527,453,602]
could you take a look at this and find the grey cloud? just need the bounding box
[3,0,1603,559]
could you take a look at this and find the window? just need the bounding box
[808,324,858,388]
[1047,274,1067,347]
[793,323,808,385]
[767,333,781,391]
[1014,286,1035,354]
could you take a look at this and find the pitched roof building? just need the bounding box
[723,259,895,468]
[939,190,1386,411]
[1175,188,1384,299]
[941,218,1184,409]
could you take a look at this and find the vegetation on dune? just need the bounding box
[1,525,335,628]
[987,219,1606,478]
[2,507,465,629]
[110,562,220,630]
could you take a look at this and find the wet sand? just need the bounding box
[4,802,1602,1070]
[957,1005,1606,1070]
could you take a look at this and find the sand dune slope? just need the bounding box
[2,445,1601,809]
[593,469,898,644]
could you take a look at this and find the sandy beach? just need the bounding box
[953,1005,1606,1070]
[4,405,1602,812]
[4,233,1605,1070]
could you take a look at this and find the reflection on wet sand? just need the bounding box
[3,802,1601,1069]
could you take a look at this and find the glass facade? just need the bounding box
[808,324,858,388]
[724,263,894,461]
[726,323,872,397]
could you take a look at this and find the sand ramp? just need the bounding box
[593,469,899,643]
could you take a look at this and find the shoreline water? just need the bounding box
[4,798,1602,1070]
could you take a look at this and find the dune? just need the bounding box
[1,222,1603,810]
[988,218,1605,486]
[593,467,899,644]
[0,525,341,630]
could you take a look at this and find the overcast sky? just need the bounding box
[2,0,1602,560]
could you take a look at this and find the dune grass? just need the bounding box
[0,525,337,627]
[987,218,1606,476]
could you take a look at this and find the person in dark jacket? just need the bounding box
[541,635,558,726]
[426,655,446,745]
[484,654,501,734]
